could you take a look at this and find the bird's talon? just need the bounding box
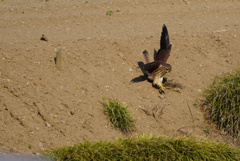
[160,85,166,91]
[158,88,165,94]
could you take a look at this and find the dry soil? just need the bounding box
[0,0,240,154]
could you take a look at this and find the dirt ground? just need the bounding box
[0,0,240,154]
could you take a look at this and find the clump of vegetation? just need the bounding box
[106,10,113,15]
[47,135,240,160]
[201,69,240,139]
[102,98,134,133]
[54,49,62,70]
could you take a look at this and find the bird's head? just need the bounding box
[165,64,172,73]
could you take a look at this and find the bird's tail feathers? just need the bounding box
[142,50,150,63]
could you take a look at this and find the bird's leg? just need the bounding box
[153,77,165,92]
[159,84,166,90]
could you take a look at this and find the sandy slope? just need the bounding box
[0,0,240,153]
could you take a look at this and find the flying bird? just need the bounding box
[141,24,172,92]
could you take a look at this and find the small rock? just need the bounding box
[70,111,75,115]
[45,122,51,127]
[118,53,123,57]
[183,0,189,4]
[158,95,165,99]
[177,128,192,136]
[40,34,48,41]
[217,36,221,41]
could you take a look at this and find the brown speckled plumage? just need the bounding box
[142,24,172,92]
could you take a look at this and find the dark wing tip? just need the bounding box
[162,24,167,30]
[162,24,168,34]
[160,24,170,50]
[142,50,148,54]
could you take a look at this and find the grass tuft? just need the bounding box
[54,49,62,70]
[102,98,134,133]
[201,69,240,139]
[106,10,113,15]
[47,135,240,160]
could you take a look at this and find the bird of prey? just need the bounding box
[141,24,172,92]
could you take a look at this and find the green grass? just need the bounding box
[47,135,240,161]
[102,98,134,133]
[106,10,113,15]
[201,69,240,139]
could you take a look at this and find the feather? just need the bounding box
[142,50,150,63]
[155,24,172,63]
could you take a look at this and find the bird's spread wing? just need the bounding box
[151,65,168,78]
[154,24,172,63]
[143,60,163,74]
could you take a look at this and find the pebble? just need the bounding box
[118,53,123,57]
[45,122,51,127]
[158,95,165,99]
[217,36,221,41]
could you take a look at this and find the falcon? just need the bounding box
[142,24,172,92]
